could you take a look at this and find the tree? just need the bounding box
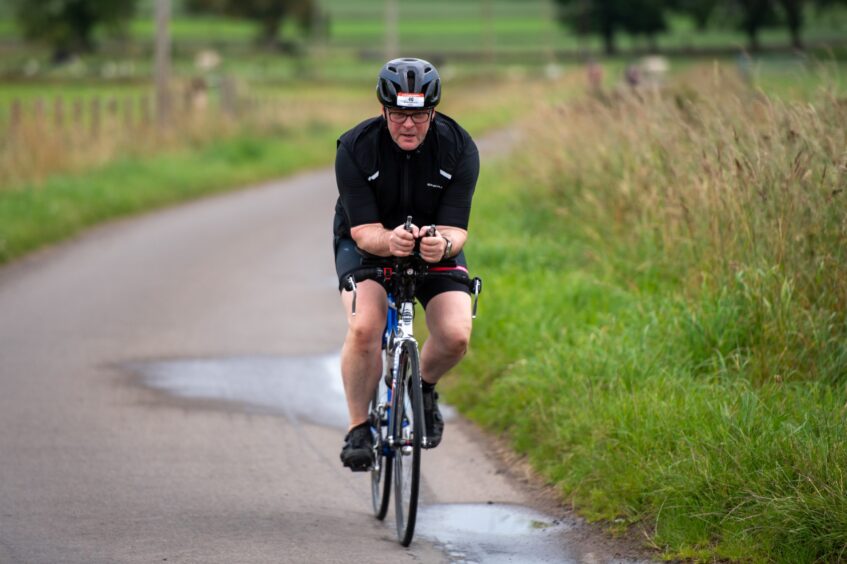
[675,0,721,30]
[555,0,670,55]
[620,0,669,51]
[779,0,805,49]
[555,0,627,55]
[186,0,318,50]
[11,0,138,61]
[776,0,847,50]
[730,0,779,51]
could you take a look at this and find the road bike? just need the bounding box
[343,219,482,546]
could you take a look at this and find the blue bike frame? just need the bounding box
[378,293,399,458]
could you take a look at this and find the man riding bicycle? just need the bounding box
[334,58,480,471]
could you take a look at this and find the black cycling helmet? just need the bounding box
[376,57,441,109]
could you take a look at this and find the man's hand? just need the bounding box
[419,229,447,263]
[389,222,419,256]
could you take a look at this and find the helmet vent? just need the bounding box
[406,70,416,91]
[388,66,397,72]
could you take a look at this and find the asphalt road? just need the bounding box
[0,130,642,564]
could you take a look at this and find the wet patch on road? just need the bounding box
[416,503,577,563]
[127,354,350,428]
[126,353,457,429]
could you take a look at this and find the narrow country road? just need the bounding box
[0,130,642,563]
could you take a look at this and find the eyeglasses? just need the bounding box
[385,109,432,124]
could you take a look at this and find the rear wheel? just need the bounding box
[370,362,392,520]
[393,341,423,547]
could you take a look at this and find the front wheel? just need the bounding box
[392,340,423,547]
[370,362,392,520]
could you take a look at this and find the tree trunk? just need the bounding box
[781,0,804,50]
[746,25,761,52]
[789,23,803,50]
[648,33,659,53]
[259,17,282,49]
[602,21,616,55]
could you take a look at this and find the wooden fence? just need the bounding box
[0,81,289,186]
[6,95,153,136]
[0,80,261,140]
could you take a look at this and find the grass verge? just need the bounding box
[447,68,847,562]
[0,127,333,264]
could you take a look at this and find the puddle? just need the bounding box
[416,503,576,563]
[128,353,456,429]
[129,354,349,428]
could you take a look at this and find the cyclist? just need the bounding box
[334,58,480,471]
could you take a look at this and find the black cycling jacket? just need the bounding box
[333,113,479,241]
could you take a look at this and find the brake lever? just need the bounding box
[346,275,358,316]
[471,277,482,319]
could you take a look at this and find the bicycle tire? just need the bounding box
[370,367,392,520]
[392,340,423,547]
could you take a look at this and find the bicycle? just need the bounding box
[343,217,482,547]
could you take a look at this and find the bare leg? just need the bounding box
[420,291,473,384]
[340,280,387,431]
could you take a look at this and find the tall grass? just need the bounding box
[450,68,847,561]
[531,67,847,385]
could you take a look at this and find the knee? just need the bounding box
[346,320,383,353]
[441,327,470,358]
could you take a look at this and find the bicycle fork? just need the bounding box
[387,338,426,454]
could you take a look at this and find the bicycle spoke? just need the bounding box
[393,342,422,546]
[370,369,392,520]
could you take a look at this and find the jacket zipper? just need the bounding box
[402,153,411,216]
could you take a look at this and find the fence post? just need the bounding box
[220,75,237,117]
[54,97,65,129]
[138,94,150,128]
[155,0,172,126]
[73,98,83,133]
[183,84,192,115]
[140,95,151,128]
[10,99,22,132]
[34,98,45,123]
[123,97,133,129]
[90,97,101,138]
[107,97,118,120]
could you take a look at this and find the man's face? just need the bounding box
[384,108,433,151]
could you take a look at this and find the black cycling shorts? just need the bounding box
[334,237,470,310]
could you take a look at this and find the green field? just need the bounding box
[1,0,845,68]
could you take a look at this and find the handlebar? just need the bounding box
[344,259,482,319]
[346,216,481,318]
